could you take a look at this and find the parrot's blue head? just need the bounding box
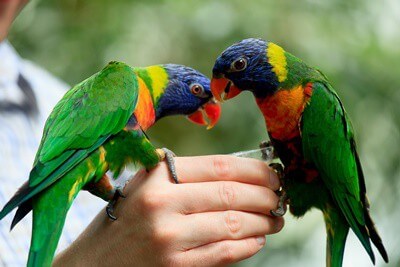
[156,64,221,129]
[211,38,280,100]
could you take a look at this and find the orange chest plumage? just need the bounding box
[256,83,313,141]
[133,78,156,131]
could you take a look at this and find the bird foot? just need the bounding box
[106,189,125,221]
[269,162,284,178]
[259,140,279,160]
[156,148,179,184]
[268,161,288,217]
[270,191,288,217]
[259,140,272,150]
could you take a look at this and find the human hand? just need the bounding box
[53,155,283,267]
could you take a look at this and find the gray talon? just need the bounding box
[106,189,125,221]
[271,208,286,217]
[106,206,117,221]
[271,191,288,217]
[269,163,284,177]
[162,148,179,184]
[259,140,272,149]
[259,140,280,161]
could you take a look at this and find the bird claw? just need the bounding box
[157,148,179,184]
[267,161,288,217]
[269,162,284,176]
[271,206,287,217]
[270,191,288,217]
[259,140,272,150]
[259,140,279,160]
[106,189,125,221]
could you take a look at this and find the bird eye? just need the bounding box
[231,57,247,72]
[190,83,205,97]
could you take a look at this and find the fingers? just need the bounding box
[178,211,284,248]
[176,236,266,266]
[176,181,279,215]
[155,155,280,190]
[117,155,285,266]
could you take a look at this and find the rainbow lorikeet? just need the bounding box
[0,61,220,267]
[211,38,388,267]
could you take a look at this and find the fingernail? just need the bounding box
[275,218,284,232]
[269,171,280,189]
[256,236,265,246]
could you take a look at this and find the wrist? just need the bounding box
[52,246,83,267]
[52,214,105,266]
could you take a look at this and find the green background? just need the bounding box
[9,0,399,266]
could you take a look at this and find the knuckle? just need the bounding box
[153,224,176,247]
[219,182,236,209]
[224,211,241,237]
[139,190,166,211]
[212,155,233,179]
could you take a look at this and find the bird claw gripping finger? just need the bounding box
[269,162,284,177]
[157,148,179,184]
[270,191,288,217]
[258,141,288,217]
[106,189,126,221]
[269,162,288,217]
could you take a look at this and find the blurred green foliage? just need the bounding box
[9,0,400,266]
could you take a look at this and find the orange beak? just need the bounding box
[187,98,221,130]
[210,77,241,101]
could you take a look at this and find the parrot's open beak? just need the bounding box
[211,76,241,102]
[187,98,221,130]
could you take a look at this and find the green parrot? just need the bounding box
[211,38,388,267]
[0,61,221,267]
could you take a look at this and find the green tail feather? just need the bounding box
[364,207,389,263]
[334,194,376,263]
[28,189,72,267]
[323,207,350,267]
[28,203,69,267]
[27,157,99,266]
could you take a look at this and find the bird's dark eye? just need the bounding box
[190,83,205,97]
[231,57,247,72]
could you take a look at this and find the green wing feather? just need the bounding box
[31,61,138,186]
[301,82,375,262]
[0,61,138,220]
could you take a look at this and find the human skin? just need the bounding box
[0,0,29,41]
[53,155,283,266]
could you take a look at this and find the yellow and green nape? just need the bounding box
[266,42,288,83]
